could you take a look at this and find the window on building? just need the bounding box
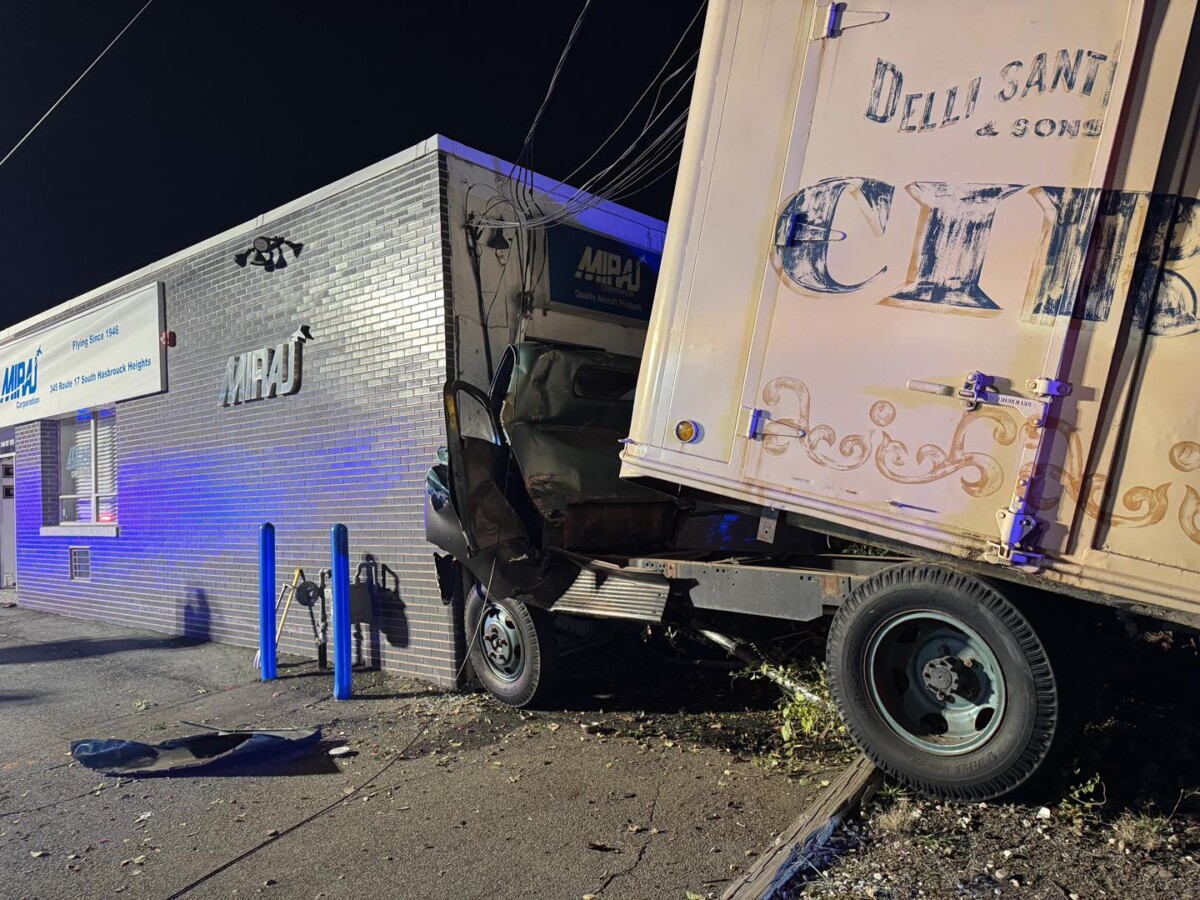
[69,547,92,581]
[59,410,117,524]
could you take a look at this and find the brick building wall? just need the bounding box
[12,144,463,684]
[5,137,666,687]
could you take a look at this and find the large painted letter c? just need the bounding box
[775,177,894,294]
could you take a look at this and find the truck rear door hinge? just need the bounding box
[988,505,1043,569]
[741,406,771,440]
[774,212,846,247]
[811,2,890,40]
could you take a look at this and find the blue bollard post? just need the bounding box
[259,523,277,681]
[330,523,352,700]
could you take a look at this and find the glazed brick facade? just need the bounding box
[12,147,463,684]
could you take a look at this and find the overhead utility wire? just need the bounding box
[477,91,691,229]
[546,0,705,193]
[507,0,594,202]
[509,70,695,226]
[593,118,689,203]
[560,91,692,207]
[478,0,704,230]
[0,0,157,172]
[478,75,694,229]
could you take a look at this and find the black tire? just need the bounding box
[466,586,558,708]
[826,564,1060,800]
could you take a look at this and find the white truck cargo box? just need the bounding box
[623,0,1200,621]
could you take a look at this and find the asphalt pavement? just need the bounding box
[0,598,826,900]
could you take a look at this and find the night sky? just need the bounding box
[0,1,704,331]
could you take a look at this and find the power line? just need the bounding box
[0,0,156,172]
[479,0,705,230]
[510,0,594,181]
[551,0,705,193]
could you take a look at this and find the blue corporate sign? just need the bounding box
[547,226,660,322]
[0,282,167,429]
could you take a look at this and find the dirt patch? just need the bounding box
[795,792,1200,899]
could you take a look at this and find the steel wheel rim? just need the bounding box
[479,601,525,683]
[866,610,1007,756]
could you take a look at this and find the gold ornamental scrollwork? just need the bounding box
[875,406,1018,498]
[758,378,1199,545]
[1170,441,1200,545]
[760,377,871,470]
[759,377,1015,496]
[1019,420,1171,528]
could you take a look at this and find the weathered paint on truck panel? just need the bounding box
[623,0,1200,617]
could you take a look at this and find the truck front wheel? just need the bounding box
[826,565,1061,800]
[466,586,558,708]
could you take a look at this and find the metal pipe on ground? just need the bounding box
[691,622,827,707]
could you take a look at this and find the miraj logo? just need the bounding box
[0,347,41,405]
[574,246,642,292]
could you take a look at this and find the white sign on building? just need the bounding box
[0,283,167,429]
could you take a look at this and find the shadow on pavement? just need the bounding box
[557,632,802,716]
[0,691,42,703]
[0,635,191,666]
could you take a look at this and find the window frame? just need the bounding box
[41,409,120,538]
[68,546,92,581]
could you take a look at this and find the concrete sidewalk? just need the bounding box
[0,604,827,900]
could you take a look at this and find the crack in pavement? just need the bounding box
[592,765,665,897]
[163,725,430,899]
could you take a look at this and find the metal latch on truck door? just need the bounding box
[908,372,1073,569]
[907,372,1071,427]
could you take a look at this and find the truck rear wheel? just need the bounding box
[466,586,558,708]
[826,565,1060,800]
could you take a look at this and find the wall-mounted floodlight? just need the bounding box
[235,236,304,272]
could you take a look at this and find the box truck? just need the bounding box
[426,0,1200,799]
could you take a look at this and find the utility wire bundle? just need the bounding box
[475,0,706,231]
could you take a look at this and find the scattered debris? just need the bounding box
[586,841,622,853]
[71,727,321,775]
